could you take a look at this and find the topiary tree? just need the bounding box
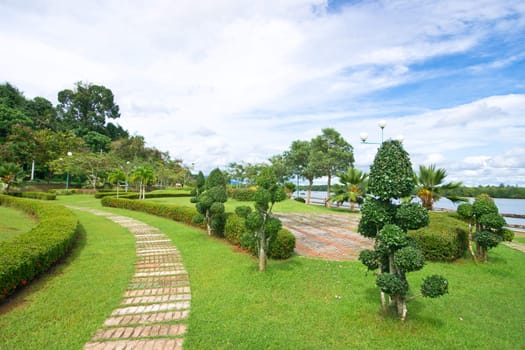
[192,168,228,236]
[457,194,508,262]
[358,140,448,321]
[245,166,286,271]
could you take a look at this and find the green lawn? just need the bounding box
[0,206,135,350]
[0,205,37,241]
[148,196,357,215]
[1,194,524,349]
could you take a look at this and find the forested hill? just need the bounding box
[0,81,187,186]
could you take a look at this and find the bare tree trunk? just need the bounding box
[397,296,408,321]
[258,214,267,271]
[467,223,477,262]
[306,179,313,204]
[326,175,332,208]
[378,264,387,313]
[206,210,212,236]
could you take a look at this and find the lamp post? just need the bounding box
[65,151,72,193]
[125,161,130,192]
[360,120,387,145]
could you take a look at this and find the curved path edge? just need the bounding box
[68,206,190,350]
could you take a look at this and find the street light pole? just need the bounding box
[65,151,72,193]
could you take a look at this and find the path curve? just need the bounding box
[70,207,190,350]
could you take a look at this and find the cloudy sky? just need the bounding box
[1,0,525,186]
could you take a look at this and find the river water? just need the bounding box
[299,191,525,228]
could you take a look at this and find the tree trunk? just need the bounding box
[326,175,332,208]
[258,228,266,271]
[206,209,212,236]
[467,223,477,262]
[379,265,387,313]
[397,296,408,321]
[306,179,313,204]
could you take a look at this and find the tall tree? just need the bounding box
[130,166,155,199]
[358,140,448,321]
[311,128,354,207]
[284,140,322,204]
[416,164,463,210]
[57,81,121,138]
[0,83,33,141]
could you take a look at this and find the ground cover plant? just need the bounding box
[0,205,37,241]
[2,195,524,349]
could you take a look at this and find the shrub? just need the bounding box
[408,228,468,262]
[294,197,306,203]
[224,214,249,245]
[499,228,514,242]
[235,205,252,218]
[101,197,205,229]
[227,187,256,201]
[21,192,57,200]
[268,228,296,259]
[95,191,188,199]
[0,195,78,301]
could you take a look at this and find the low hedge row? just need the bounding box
[9,192,57,200]
[96,192,191,199]
[227,188,256,201]
[22,192,57,200]
[101,197,205,229]
[224,213,296,259]
[0,195,79,301]
[102,198,296,260]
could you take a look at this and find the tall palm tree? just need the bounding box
[108,169,126,198]
[330,167,368,211]
[130,166,155,199]
[415,164,463,210]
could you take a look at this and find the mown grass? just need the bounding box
[0,206,37,241]
[148,196,356,215]
[2,194,525,349]
[0,207,135,350]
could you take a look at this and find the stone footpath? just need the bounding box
[275,213,373,261]
[69,207,190,350]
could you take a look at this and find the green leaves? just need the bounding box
[376,273,408,297]
[368,140,414,200]
[421,275,448,298]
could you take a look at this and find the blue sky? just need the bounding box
[1,0,524,186]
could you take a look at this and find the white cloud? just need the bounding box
[0,0,524,185]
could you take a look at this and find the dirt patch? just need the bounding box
[275,213,373,261]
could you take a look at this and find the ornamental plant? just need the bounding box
[191,168,228,236]
[245,166,286,271]
[358,140,448,321]
[457,194,509,262]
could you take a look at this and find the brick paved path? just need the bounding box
[69,207,190,350]
[275,213,373,261]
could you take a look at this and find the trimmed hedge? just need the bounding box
[9,192,56,200]
[409,228,468,262]
[96,192,191,199]
[102,198,296,260]
[227,188,256,201]
[101,197,205,229]
[0,195,79,301]
[225,213,295,259]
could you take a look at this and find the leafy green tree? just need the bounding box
[311,128,354,207]
[108,169,126,198]
[193,168,228,236]
[358,140,448,321]
[330,167,368,211]
[26,96,59,131]
[0,162,23,193]
[415,164,463,210]
[457,194,508,262]
[130,166,155,199]
[269,154,292,184]
[0,83,33,141]
[57,81,121,138]
[245,166,286,271]
[283,140,322,204]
